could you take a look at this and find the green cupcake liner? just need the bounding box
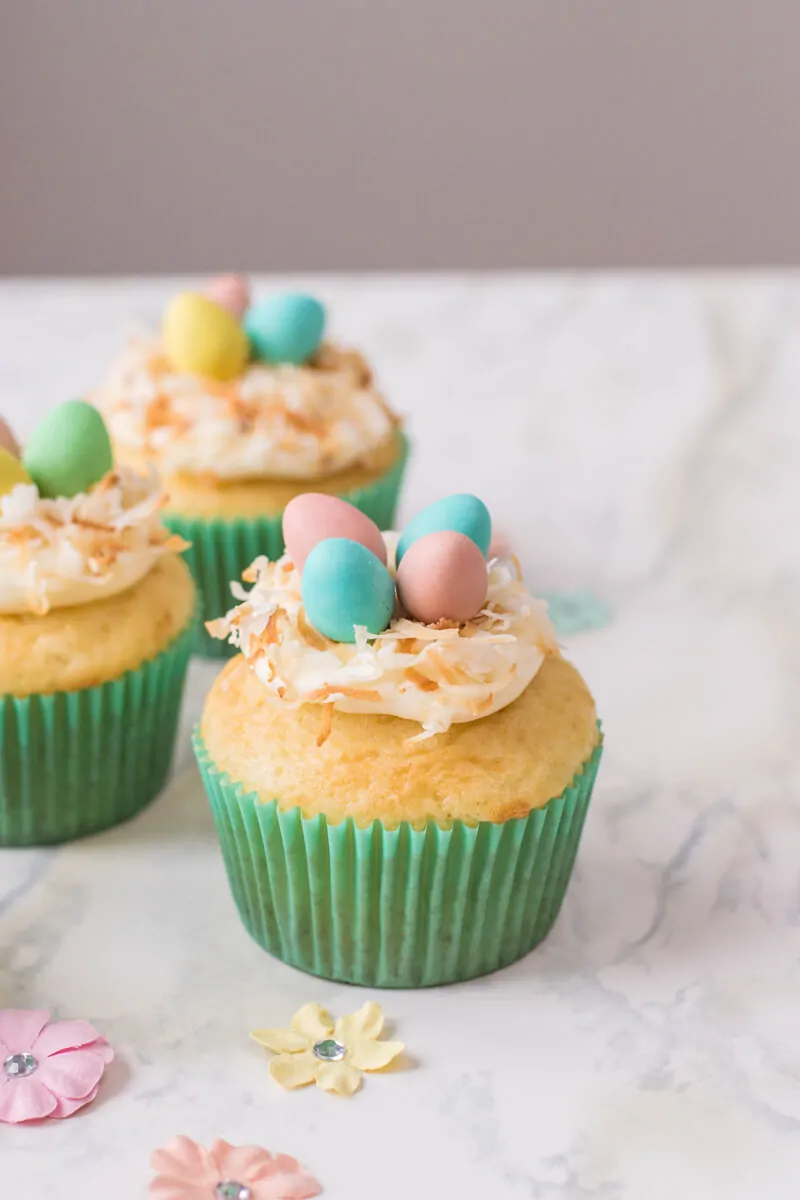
[193,728,603,988]
[0,616,196,847]
[165,433,410,658]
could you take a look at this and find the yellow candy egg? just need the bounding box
[163,292,249,381]
[0,445,33,497]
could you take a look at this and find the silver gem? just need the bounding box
[215,1184,251,1200]
[3,1052,37,1078]
[313,1037,346,1062]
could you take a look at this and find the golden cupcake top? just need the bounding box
[0,402,186,616]
[208,493,559,739]
[96,278,399,484]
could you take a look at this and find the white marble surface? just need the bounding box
[1,274,799,1198]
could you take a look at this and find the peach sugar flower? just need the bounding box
[149,1135,321,1200]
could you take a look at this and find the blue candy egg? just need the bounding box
[396,494,492,564]
[302,538,395,643]
[244,292,326,365]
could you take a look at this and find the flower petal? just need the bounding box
[315,1061,362,1096]
[211,1140,273,1181]
[0,1009,50,1057]
[269,1051,318,1090]
[149,1178,210,1200]
[252,1156,322,1199]
[290,1003,333,1041]
[32,1019,105,1058]
[334,1001,384,1046]
[49,1083,100,1119]
[150,1136,218,1184]
[250,1028,309,1054]
[37,1046,107,1100]
[0,1075,58,1124]
[348,1038,405,1072]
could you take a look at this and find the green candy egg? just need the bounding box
[24,400,114,499]
[302,537,395,643]
[244,292,326,365]
[397,494,492,564]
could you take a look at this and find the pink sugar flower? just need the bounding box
[0,1009,114,1124]
[149,1136,322,1200]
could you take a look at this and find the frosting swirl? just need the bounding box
[97,336,397,482]
[0,466,185,615]
[208,538,559,738]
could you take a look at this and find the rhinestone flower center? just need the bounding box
[3,1052,37,1078]
[215,1183,251,1200]
[313,1037,346,1062]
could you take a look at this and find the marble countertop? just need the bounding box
[2,274,799,1198]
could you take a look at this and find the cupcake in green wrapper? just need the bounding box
[195,494,603,987]
[94,277,409,657]
[0,403,196,846]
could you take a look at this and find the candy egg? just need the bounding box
[23,400,113,499]
[0,417,20,458]
[244,292,326,366]
[396,494,492,564]
[302,538,395,643]
[163,292,249,381]
[396,530,488,625]
[204,273,251,319]
[0,446,33,497]
[283,493,386,572]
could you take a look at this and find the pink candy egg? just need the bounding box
[204,274,251,319]
[283,494,387,572]
[395,535,489,628]
[396,530,488,624]
[0,417,19,458]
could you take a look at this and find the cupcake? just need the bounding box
[94,279,408,657]
[194,492,602,987]
[0,402,196,846]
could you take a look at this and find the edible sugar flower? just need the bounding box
[149,1135,322,1200]
[250,1001,404,1097]
[0,1008,114,1124]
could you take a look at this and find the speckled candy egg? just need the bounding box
[163,292,249,381]
[23,401,114,499]
[396,494,492,564]
[0,446,33,497]
[204,273,251,319]
[302,537,395,643]
[244,292,326,366]
[283,493,386,572]
[396,530,488,625]
[0,417,20,458]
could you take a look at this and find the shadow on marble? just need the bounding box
[76,766,216,849]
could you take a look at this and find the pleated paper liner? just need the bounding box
[165,433,410,658]
[0,614,196,847]
[193,729,603,988]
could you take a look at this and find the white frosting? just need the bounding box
[97,336,396,482]
[208,536,559,738]
[0,467,183,615]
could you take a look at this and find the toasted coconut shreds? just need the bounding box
[395,637,421,655]
[298,608,330,651]
[241,563,259,583]
[205,616,230,639]
[307,685,383,704]
[405,668,440,692]
[316,703,334,747]
[252,610,282,653]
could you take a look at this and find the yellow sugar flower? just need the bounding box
[250,1001,404,1096]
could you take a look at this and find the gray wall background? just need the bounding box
[2,1,798,274]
